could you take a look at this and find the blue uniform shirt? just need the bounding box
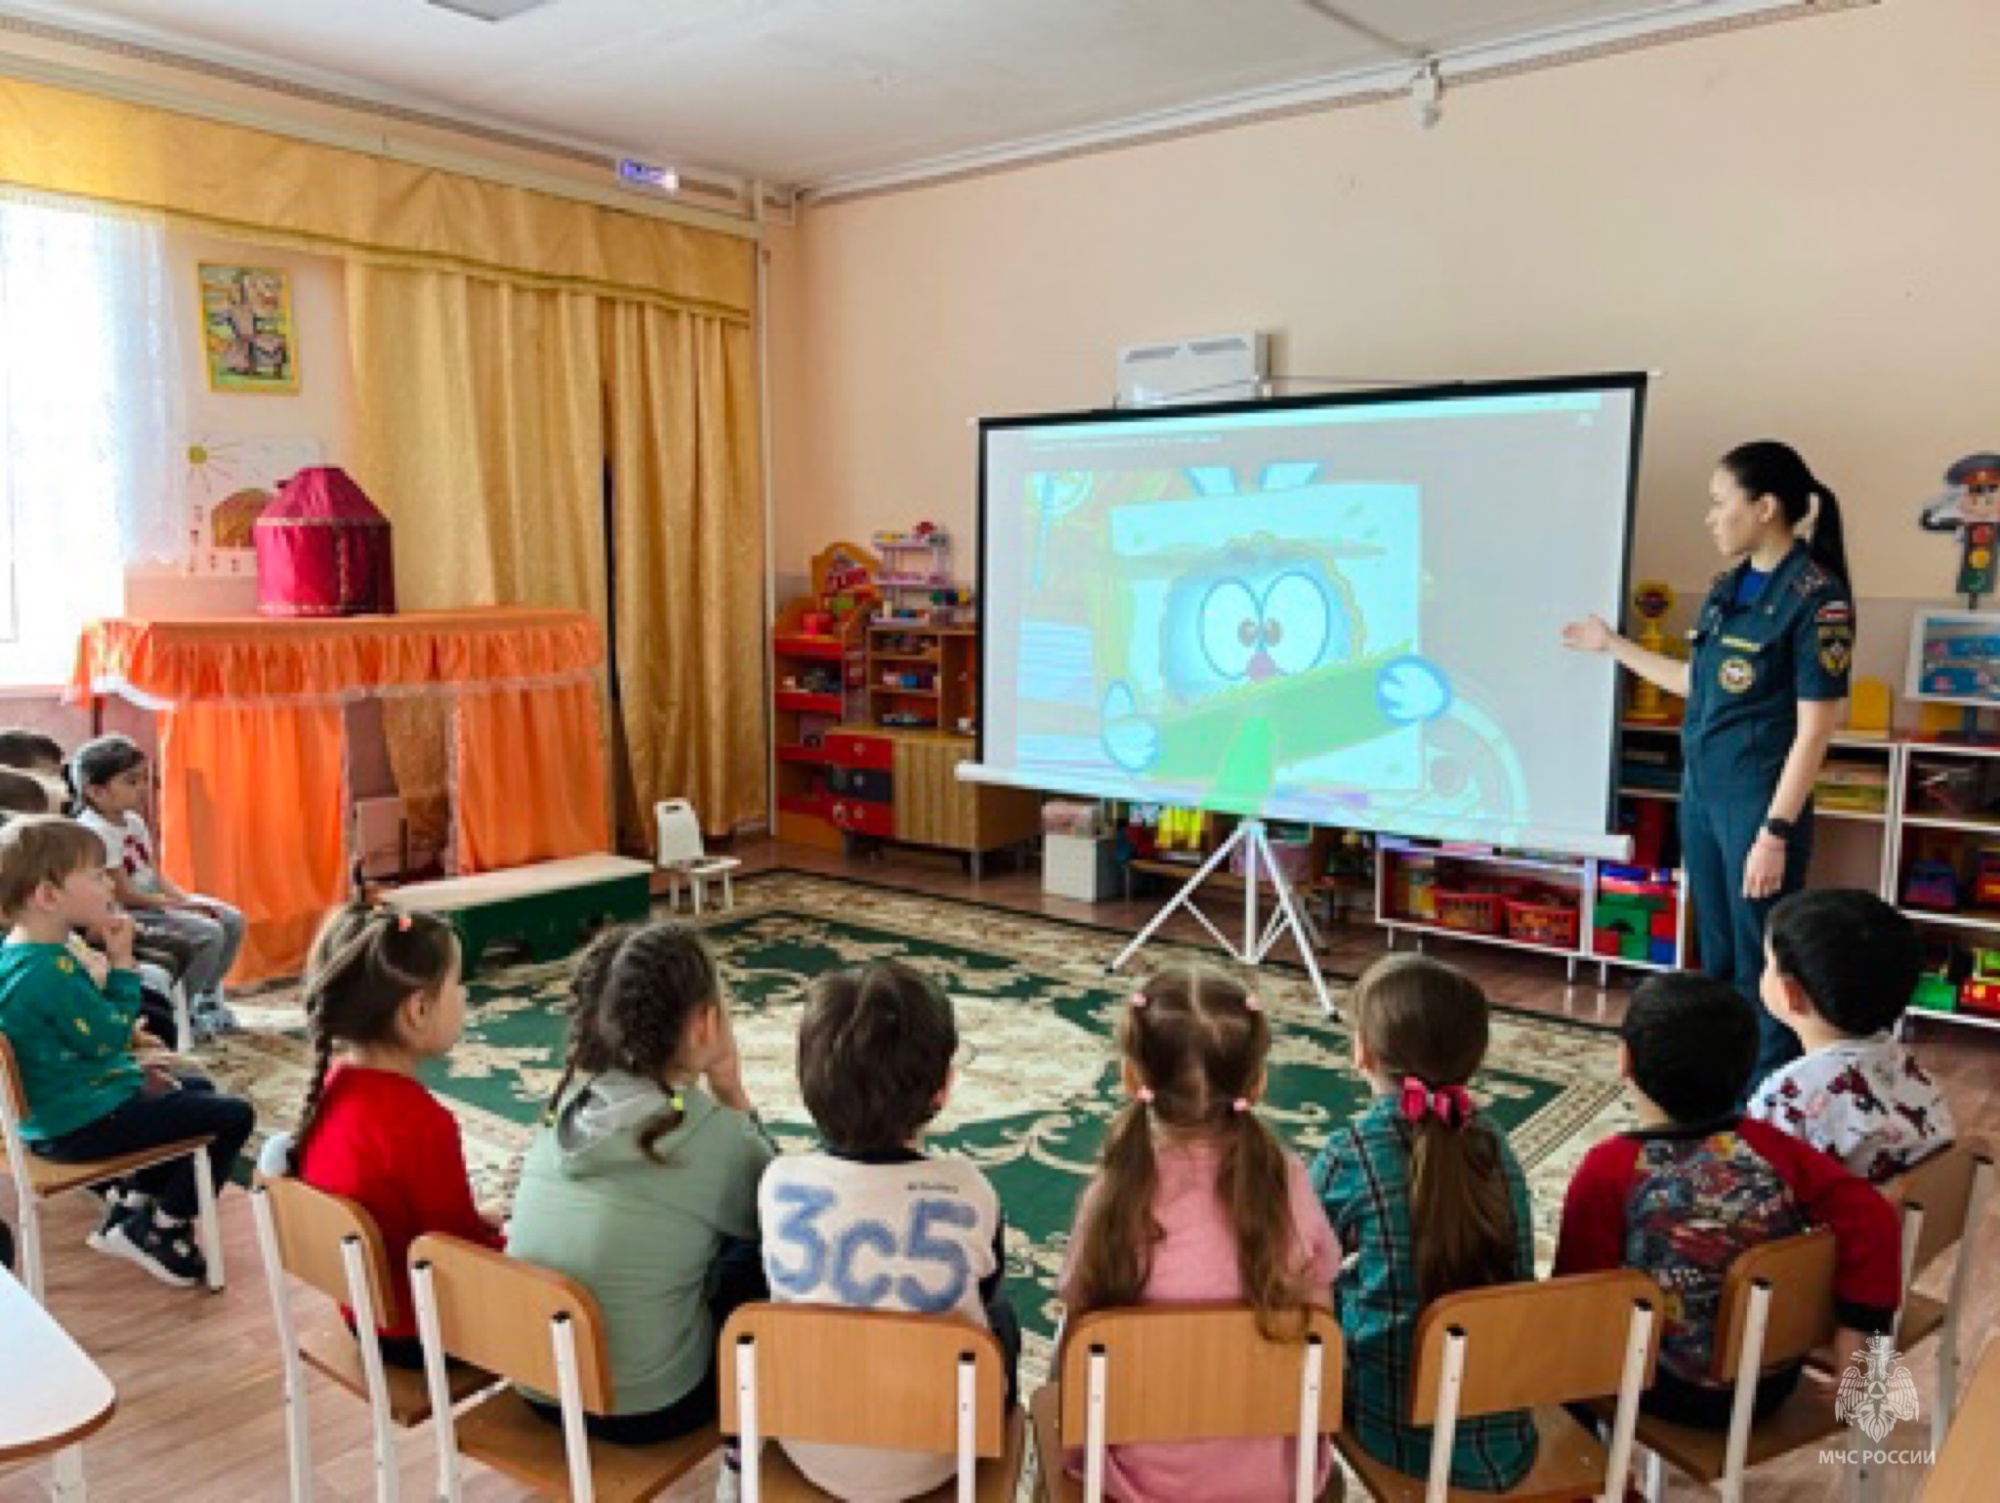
[1682,541,1853,799]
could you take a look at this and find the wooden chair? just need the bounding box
[409,1231,719,1502]
[1925,1336,2000,1502]
[1626,1231,1881,1503]
[722,1302,1026,1502]
[1885,1140,1993,1450]
[1342,1270,1661,1503]
[0,1034,223,1302]
[251,1142,495,1503]
[1029,1303,1341,1503]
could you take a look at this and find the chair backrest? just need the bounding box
[1056,1303,1343,1445]
[259,1170,399,1326]
[1408,1271,1661,1422]
[721,1304,1009,1456]
[408,1232,615,1412]
[1709,1230,1839,1381]
[655,799,706,865]
[0,1035,25,1125]
[1888,1140,1990,1279]
[1927,1335,2000,1499]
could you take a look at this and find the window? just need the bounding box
[0,192,183,687]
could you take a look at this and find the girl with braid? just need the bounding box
[507,922,774,1446]
[292,902,501,1366]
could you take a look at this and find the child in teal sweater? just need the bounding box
[0,816,254,1287]
[507,921,773,1445]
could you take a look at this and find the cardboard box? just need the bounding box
[1045,834,1120,902]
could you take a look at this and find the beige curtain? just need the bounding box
[348,268,766,843]
[602,303,766,842]
[346,267,608,617]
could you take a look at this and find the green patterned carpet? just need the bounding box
[210,870,1631,1380]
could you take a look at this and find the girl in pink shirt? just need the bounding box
[1061,963,1340,1502]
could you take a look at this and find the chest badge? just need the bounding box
[1719,657,1757,694]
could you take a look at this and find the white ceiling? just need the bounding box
[5,0,1801,191]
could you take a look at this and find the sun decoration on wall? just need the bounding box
[182,434,322,576]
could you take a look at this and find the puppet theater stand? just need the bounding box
[70,607,624,982]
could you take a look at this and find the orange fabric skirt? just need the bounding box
[72,608,610,981]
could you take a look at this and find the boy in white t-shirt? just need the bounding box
[71,736,244,1038]
[760,960,1017,1503]
[1750,889,1956,1185]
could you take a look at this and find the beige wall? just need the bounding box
[123,230,353,619]
[769,0,2000,624]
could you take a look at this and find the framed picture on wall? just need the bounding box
[198,262,299,394]
[1905,607,2000,709]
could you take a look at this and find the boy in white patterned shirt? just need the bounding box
[1750,889,1955,1185]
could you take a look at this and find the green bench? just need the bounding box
[386,854,654,974]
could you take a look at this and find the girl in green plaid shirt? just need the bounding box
[1311,954,1538,1490]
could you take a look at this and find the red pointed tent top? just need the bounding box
[260,465,389,525]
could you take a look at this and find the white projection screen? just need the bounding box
[967,375,1647,858]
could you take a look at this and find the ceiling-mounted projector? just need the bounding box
[427,0,552,20]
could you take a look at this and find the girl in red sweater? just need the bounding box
[291,903,503,1366]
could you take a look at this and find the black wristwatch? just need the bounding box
[1763,816,1795,843]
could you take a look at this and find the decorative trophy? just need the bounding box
[1628,579,1676,723]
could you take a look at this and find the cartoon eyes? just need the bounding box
[1200,580,1262,680]
[1198,572,1337,682]
[1263,572,1332,675]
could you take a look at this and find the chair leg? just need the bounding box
[173,980,194,1054]
[192,1150,225,1290]
[51,1443,87,1502]
[1640,1448,1664,1503]
[252,1189,314,1503]
[722,871,734,911]
[21,1193,44,1303]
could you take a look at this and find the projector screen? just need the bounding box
[969,375,1647,858]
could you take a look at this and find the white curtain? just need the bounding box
[0,190,183,686]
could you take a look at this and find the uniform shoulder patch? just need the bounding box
[1793,561,1831,598]
[1816,599,1854,626]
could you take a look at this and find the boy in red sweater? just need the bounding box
[1555,973,1899,1428]
[291,903,502,1364]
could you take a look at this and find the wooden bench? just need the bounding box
[386,854,654,973]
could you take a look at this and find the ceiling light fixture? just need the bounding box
[426,0,553,22]
[1411,61,1444,129]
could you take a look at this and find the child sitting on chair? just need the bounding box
[1555,973,1901,1428]
[1312,953,1540,1492]
[1749,889,1956,1184]
[1062,963,1339,1501]
[0,729,69,816]
[760,960,1019,1501]
[0,815,254,1287]
[291,902,503,1367]
[71,734,244,1039]
[509,921,774,1446]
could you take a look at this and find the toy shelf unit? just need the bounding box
[1892,735,2000,1033]
[872,527,972,628]
[869,622,980,736]
[772,543,881,853]
[1375,837,1688,987]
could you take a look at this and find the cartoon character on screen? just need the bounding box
[1920,451,2000,606]
[1097,536,1451,812]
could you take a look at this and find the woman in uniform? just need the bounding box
[1564,441,1854,1090]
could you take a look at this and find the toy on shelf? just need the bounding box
[1506,893,1580,948]
[1593,867,1678,966]
[1976,849,2000,908]
[1625,580,1678,724]
[874,525,973,624]
[772,541,882,850]
[1435,889,1504,936]
[1920,452,2000,607]
[1902,859,1963,913]
[1959,948,2000,1016]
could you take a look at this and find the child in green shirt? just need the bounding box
[507,920,774,1445]
[0,815,254,1287]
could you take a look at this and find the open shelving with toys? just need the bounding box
[1892,734,2000,1033]
[1374,835,1688,985]
[771,533,1038,871]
